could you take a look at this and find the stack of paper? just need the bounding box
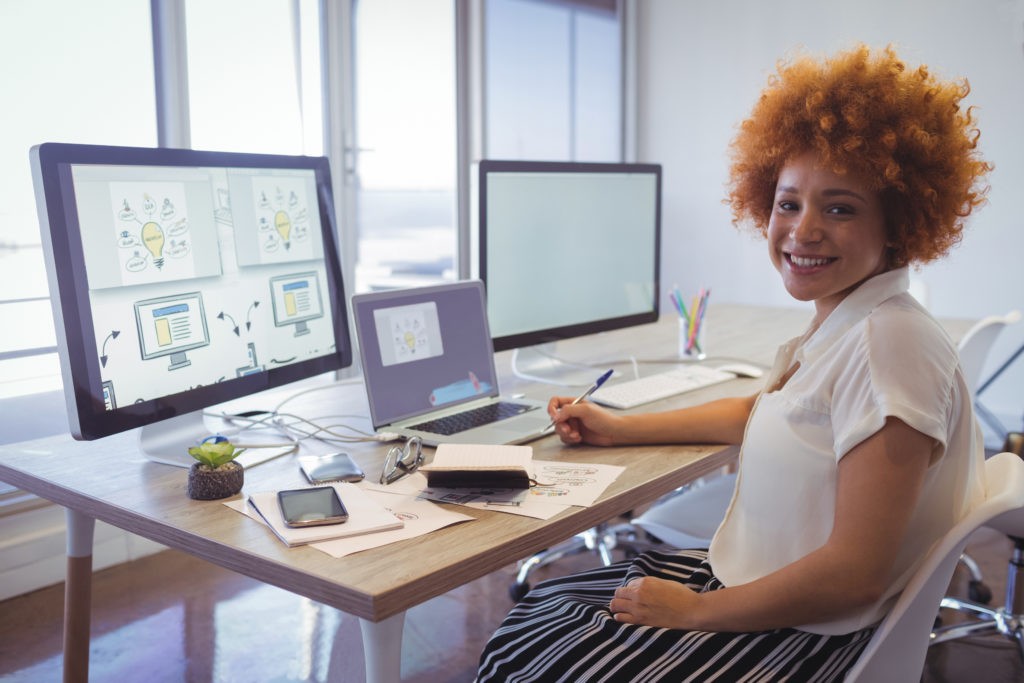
[247,482,403,547]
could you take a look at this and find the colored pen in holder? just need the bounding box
[670,286,710,361]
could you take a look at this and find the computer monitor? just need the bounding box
[31,142,352,466]
[477,160,661,382]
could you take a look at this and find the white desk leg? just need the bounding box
[359,611,405,683]
[64,509,95,683]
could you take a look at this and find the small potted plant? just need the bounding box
[186,437,246,500]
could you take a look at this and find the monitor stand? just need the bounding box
[138,411,214,468]
[509,345,604,388]
[138,409,299,468]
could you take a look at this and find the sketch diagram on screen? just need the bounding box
[236,342,265,377]
[101,380,117,410]
[216,301,260,337]
[392,312,430,361]
[269,272,324,337]
[134,292,210,370]
[213,186,233,225]
[111,182,196,286]
[254,177,313,261]
[372,301,444,367]
[99,330,120,368]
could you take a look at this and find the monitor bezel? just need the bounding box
[478,159,662,353]
[31,142,352,441]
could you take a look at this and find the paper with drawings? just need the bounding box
[312,493,474,558]
[363,459,625,519]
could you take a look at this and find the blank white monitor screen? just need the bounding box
[479,160,661,352]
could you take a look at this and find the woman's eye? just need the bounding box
[827,205,854,215]
[778,200,798,212]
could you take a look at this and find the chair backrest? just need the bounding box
[957,310,1021,394]
[845,451,1024,682]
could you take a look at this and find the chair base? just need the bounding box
[958,551,994,604]
[509,520,659,601]
[932,596,1024,661]
[932,534,1024,665]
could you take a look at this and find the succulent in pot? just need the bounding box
[186,437,246,500]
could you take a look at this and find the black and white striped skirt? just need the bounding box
[477,550,873,682]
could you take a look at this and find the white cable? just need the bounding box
[272,377,361,414]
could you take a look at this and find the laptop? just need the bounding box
[352,280,551,446]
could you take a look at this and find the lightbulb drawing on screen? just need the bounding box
[115,190,192,276]
[256,185,309,256]
[141,220,166,270]
[274,210,292,250]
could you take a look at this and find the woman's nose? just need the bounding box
[790,211,823,242]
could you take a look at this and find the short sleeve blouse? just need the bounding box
[707,268,987,635]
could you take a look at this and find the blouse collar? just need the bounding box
[795,267,911,365]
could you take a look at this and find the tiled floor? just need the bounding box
[1,526,1022,682]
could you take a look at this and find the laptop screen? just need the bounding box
[353,281,501,428]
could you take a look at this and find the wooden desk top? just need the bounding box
[4,304,960,622]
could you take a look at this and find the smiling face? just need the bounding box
[768,152,891,325]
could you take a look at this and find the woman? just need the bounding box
[477,44,992,682]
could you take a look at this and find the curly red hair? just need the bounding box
[727,44,991,267]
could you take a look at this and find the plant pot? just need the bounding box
[187,461,244,500]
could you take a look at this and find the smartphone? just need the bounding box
[277,487,349,528]
[298,451,365,484]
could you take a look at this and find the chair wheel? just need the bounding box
[509,582,531,601]
[968,580,992,604]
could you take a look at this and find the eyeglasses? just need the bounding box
[379,436,424,485]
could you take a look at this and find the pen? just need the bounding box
[545,369,614,431]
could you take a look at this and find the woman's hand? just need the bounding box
[609,577,702,630]
[547,396,623,446]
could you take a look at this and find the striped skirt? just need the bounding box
[477,550,873,682]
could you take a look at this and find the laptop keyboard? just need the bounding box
[409,401,538,436]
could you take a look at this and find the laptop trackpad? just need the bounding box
[494,411,550,442]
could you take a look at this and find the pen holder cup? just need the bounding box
[678,316,707,361]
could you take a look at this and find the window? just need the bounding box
[350,0,458,292]
[185,0,323,156]
[484,0,622,161]
[0,0,156,408]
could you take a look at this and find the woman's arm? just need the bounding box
[609,416,935,631]
[548,393,758,447]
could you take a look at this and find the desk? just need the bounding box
[0,304,817,683]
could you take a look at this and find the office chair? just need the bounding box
[948,310,1021,603]
[846,451,1024,682]
[930,432,1024,663]
[629,467,737,549]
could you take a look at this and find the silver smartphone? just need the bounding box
[277,487,349,528]
[298,451,365,484]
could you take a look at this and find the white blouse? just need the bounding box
[707,267,987,635]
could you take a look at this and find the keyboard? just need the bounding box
[409,401,538,436]
[590,365,735,409]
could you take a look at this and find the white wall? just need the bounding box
[636,0,1024,441]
